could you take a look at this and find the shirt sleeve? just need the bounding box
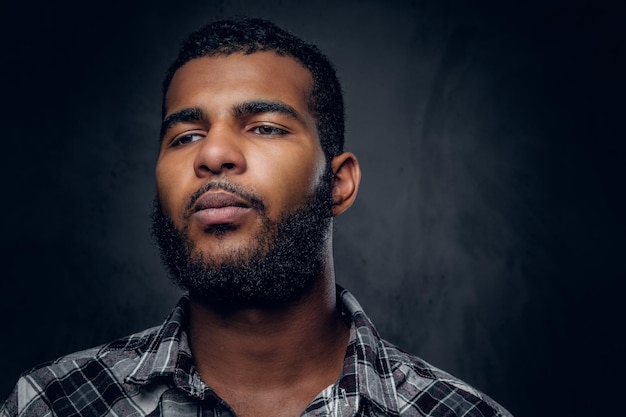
[1,377,52,417]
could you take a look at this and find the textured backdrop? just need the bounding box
[1,1,624,416]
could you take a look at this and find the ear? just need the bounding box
[330,152,361,217]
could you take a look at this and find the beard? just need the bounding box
[150,168,334,310]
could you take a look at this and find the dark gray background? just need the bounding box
[1,1,624,416]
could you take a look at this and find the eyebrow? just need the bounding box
[160,107,206,140]
[232,100,303,123]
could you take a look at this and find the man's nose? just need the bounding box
[193,124,247,177]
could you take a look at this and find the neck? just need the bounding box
[187,257,350,395]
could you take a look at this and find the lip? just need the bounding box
[192,191,252,226]
[194,191,250,211]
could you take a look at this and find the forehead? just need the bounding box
[164,52,314,117]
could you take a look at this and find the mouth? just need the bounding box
[193,191,251,211]
[191,191,253,226]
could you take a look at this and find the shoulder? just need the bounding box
[381,340,513,417]
[1,326,160,417]
[337,287,513,416]
[23,325,160,388]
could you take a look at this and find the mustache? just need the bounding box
[185,180,266,214]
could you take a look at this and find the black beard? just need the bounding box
[150,169,334,310]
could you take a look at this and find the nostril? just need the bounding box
[221,162,235,170]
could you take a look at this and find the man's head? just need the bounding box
[152,18,360,308]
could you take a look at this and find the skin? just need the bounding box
[156,52,361,417]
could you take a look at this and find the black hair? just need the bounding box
[161,17,345,160]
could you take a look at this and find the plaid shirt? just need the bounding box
[2,288,512,417]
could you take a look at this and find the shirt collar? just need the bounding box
[124,296,207,398]
[337,287,400,415]
[124,288,400,412]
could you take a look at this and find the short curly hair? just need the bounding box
[162,17,345,160]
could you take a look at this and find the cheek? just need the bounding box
[254,150,326,215]
[155,159,187,219]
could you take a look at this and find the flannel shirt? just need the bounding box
[1,287,513,416]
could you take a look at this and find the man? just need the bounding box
[1,18,512,417]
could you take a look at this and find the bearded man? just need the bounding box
[1,18,512,417]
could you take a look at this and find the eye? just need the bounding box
[171,132,204,147]
[251,125,288,136]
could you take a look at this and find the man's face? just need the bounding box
[153,52,331,306]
